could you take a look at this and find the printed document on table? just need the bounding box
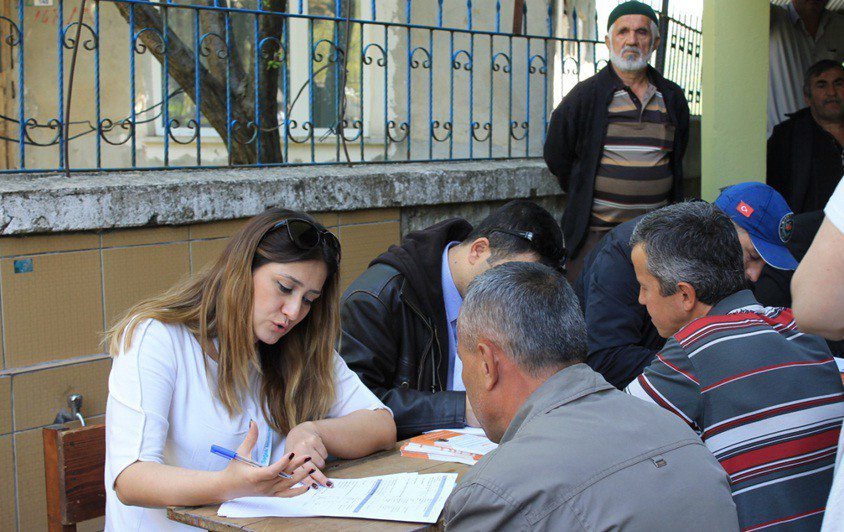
[218,472,458,524]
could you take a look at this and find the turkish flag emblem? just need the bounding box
[737,201,754,218]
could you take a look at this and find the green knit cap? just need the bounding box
[607,1,659,30]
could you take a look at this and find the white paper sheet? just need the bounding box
[426,426,487,436]
[218,472,458,524]
[436,433,498,455]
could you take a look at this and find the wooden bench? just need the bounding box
[43,424,106,532]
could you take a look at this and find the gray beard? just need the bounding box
[611,46,653,72]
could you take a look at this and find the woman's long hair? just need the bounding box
[105,208,340,434]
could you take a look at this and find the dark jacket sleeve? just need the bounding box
[544,91,581,191]
[339,289,465,438]
[583,243,659,389]
[766,124,791,205]
[671,85,691,201]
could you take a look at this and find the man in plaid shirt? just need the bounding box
[625,200,844,531]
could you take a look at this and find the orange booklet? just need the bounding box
[400,430,496,465]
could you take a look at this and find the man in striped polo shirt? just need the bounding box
[626,201,844,531]
[544,1,690,281]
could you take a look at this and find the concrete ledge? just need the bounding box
[0,159,559,234]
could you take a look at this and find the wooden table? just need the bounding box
[167,442,470,531]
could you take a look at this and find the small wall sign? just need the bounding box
[13,259,33,274]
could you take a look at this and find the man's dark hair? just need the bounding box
[629,202,746,305]
[458,262,587,376]
[464,200,566,271]
[803,59,844,97]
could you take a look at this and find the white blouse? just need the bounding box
[104,318,388,531]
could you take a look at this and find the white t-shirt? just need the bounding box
[104,319,389,531]
[824,179,844,234]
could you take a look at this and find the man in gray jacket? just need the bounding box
[444,262,739,531]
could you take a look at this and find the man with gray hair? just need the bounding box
[444,262,739,531]
[626,202,844,531]
[544,0,690,281]
[575,182,799,390]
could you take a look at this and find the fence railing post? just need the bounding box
[655,0,670,73]
[1,0,702,174]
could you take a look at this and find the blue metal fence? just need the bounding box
[0,0,697,174]
[660,12,702,115]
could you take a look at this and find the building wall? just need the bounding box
[700,0,769,200]
[4,1,137,171]
[0,2,15,170]
[379,0,567,161]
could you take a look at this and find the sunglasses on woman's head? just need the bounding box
[271,218,341,262]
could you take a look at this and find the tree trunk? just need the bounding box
[256,0,285,164]
[113,0,288,165]
[513,0,525,35]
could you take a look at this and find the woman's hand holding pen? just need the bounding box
[219,422,317,500]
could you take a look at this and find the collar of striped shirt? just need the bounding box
[607,64,653,92]
[706,289,759,317]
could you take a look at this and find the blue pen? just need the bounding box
[210,444,293,479]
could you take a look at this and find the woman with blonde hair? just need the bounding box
[104,208,396,531]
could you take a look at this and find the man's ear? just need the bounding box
[468,237,491,266]
[477,339,500,392]
[676,282,698,313]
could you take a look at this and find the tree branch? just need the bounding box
[112,1,285,164]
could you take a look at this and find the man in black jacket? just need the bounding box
[575,183,798,389]
[767,59,844,215]
[544,1,690,281]
[339,201,566,438]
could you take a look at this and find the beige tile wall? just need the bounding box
[0,435,15,531]
[102,243,191,326]
[2,251,104,368]
[0,207,402,531]
[337,210,401,292]
[13,359,112,432]
[0,377,11,435]
[15,428,47,531]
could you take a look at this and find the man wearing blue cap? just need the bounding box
[544,0,690,282]
[625,200,843,531]
[575,182,798,389]
[716,181,799,272]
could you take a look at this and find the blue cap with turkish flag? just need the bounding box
[714,182,798,271]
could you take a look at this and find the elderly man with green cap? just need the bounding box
[544,0,690,283]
